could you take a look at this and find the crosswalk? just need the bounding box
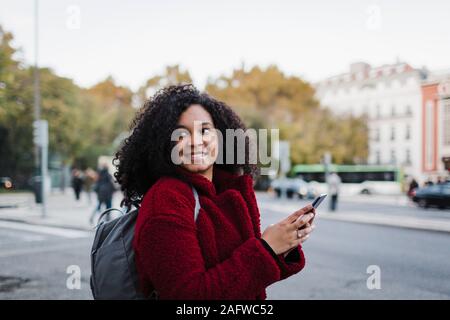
[0,221,91,239]
[0,221,92,259]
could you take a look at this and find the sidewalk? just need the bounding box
[0,191,124,231]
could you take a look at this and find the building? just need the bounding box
[315,61,429,182]
[421,72,450,180]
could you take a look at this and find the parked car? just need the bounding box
[412,182,450,209]
[270,177,314,199]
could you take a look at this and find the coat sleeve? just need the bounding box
[135,186,281,300]
[275,245,306,280]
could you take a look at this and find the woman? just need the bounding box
[114,84,315,300]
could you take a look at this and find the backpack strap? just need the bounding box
[191,185,201,221]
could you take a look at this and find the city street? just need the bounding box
[0,221,92,299]
[0,191,449,299]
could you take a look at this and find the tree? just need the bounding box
[205,65,368,167]
[0,25,137,187]
[137,65,193,103]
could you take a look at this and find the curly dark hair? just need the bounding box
[113,84,259,211]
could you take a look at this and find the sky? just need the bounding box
[1,0,449,91]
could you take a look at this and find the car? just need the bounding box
[270,177,314,199]
[412,182,450,209]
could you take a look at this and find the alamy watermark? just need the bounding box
[66,265,81,290]
[366,265,381,290]
[170,121,281,175]
[66,5,81,30]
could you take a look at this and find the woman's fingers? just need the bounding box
[284,204,314,224]
[297,225,313,238]
[300,234,310,243]
[292,212,315,230]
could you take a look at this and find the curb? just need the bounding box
[318,212,450,234]
[259,203,450,234]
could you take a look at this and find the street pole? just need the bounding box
[34,0,40,137]
[41,121,48,218]
[33,0,46,218]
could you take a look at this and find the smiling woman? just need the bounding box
[113,84,315,300]
[171,105,219,181]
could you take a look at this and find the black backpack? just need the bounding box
[90,185,201,300]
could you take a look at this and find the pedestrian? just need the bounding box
[113,84,316,299]
[89,166,116,224]
[83,167,97,205]
[71,168,84,201]
[407,177,418,198]
[327,171,341,211]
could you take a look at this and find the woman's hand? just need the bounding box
[261,205,316,256]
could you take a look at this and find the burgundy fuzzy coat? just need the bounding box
[133,166,306,300]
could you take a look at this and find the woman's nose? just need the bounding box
[189,130,205,147]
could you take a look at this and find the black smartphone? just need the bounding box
[311,193,327,209]
[299,193,327,229]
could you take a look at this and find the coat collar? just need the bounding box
[174,165,254,197]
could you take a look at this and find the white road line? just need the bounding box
[0,221,91,239]
[0,242,89,258]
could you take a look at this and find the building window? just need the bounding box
[375,151,381,164]
[406,105,412,116]
[390,150,396,164]
[443,99,450,146]
[405,125,411,140]
[405,149,411,165]
[390,127,395,141]
[391,105,396,116]
[376,105,381,119]
[375,128,380,142]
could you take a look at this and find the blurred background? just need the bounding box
[0,0,449,299]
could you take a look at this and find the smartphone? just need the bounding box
[311,193,327,209]
[299,193,327,229]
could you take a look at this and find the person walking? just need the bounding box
[407,177,418,198]
[327,171,341,211]
[71,168,84,201]
[83,167,97,205]
[90,166,116,224]
[113,84,316,300]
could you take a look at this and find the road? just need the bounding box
[0,193,449,299]
[0,221,93,299]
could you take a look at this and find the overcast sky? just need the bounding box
[1,0,449,90]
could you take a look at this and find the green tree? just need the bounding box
[0,25,137,187]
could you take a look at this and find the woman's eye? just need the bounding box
[178,131,189,140]
[202,128,210,135]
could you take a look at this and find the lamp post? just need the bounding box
[33,0,47,218]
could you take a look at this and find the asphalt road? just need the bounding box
[0,221,93,299]
[0,197,449,299]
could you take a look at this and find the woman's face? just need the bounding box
[173,104,219,177]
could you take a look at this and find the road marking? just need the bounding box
[0,242,89,258]
[0,221,91,239]
[0,228,46,242]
